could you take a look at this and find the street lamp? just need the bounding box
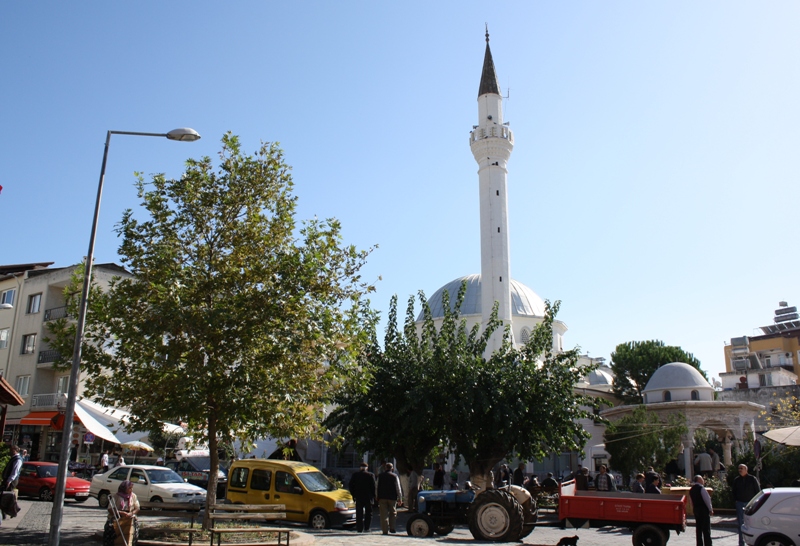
[48,128,201,546]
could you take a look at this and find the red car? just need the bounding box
[17,462,91,502]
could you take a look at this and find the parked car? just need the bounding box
[17,462,91,502]
[90,464,206,508]
[742,487,800,546]
[166,454,227,498]
[226,459,355,529]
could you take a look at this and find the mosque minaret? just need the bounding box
[470,29,514,354]
[419,30,567,356]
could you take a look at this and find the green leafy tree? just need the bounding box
[47,134,376,510]
[325,292,449,479]
[611,340,705,405]
[603,406,687,486]
[442,300,598,488]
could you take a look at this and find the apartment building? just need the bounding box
[1,262,131,462]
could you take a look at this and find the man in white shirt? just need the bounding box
[100,450,110,473]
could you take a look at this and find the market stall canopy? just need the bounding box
[77,399,184,444]
[0,376,24,406]
[763,425,800,447]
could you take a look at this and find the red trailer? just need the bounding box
[558,480,687,546]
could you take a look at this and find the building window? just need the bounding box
[520,328,530,344]
[691,390,699,400]
[21,334,36,354]
[663,391,671,402]
[759,374,772,387]
[764,355,771,367]
[15,375,30,396]
[27,293,42,314]
[57,376,69,394]
[0,328,8,349]
[0,289,14,307]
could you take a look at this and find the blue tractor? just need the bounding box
[406,483,538,541]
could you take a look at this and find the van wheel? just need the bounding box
[309,510,330,529]
[98,490,110,508]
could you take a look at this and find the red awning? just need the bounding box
[20,411,60,426]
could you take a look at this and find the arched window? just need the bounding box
[520,328,530,345]
[663,391,672,402]
[691,390,699,400]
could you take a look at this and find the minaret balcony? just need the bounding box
[470,125,513,144]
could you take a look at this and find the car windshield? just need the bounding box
[146,468,186,484]
[186,457,212,471]
[37,465,58,478]
[297,471,336,492]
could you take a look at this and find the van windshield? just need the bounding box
[297,471,336,492]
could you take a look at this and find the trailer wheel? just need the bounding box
[632,524,668,546]
[468,489,524,542]
[407,514,435,537]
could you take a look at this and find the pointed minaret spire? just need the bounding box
[478,25,500,97]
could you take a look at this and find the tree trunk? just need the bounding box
[204,403,219,529]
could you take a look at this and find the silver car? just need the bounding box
[742,487,800,546]
[90,464,206,508]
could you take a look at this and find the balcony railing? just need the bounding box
[31,392,67,409]
[44,306,69,322]
[38,350,62,364]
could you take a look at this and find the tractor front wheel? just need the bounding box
[406,514,435,537]
[468,489,524,542]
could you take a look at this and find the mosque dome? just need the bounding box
[419,274,545,321]
[585,368,614,386]
[642,362,714,403]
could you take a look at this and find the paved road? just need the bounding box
[0,497,742,546]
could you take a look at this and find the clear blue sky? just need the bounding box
[2,2,799,381]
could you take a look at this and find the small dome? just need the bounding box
[419,274,545,320]
[644,363,711,392]
[586,369,614,386]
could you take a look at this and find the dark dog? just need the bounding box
[556,536,579,546]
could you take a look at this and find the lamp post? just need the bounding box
[48,128,200,546]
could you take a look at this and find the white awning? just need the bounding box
[74,403,121,444]
[77,399,184,444]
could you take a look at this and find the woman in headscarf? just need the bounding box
[103,480,139,546]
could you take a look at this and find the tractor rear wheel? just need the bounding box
[518,497,538,539]
[468,489,524,542]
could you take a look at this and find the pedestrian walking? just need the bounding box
[0,445,23,525]
[100,450,110,474]
[348,462,377,533]
[732,464,760,546]
[433,463,445,490]
[689,475,713,546]
[376,462,402,535]
[513,463,526,486]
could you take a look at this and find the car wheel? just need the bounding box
[309,510,330,529]
[74,496,89,503]
[757,536,795,546]
[98,490,110,508]
[406,514,435,537]
[39,487,54,502]
[149,497,164,511]
[632,524,668,546]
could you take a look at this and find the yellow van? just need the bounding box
[226,459,356,529]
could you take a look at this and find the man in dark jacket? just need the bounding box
[348,462,377,533]
[594,465,617,491]
[433,463,445,490]
[376,463,402,535]
[732,464,760,546]
[513,463,526,486]
[689,475,713,546]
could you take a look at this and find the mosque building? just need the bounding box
[418,30,566,356]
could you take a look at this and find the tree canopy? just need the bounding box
[327,281,599,489]
[603,406,687,485]
[47,134,376,506]
[610,340,705,405]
